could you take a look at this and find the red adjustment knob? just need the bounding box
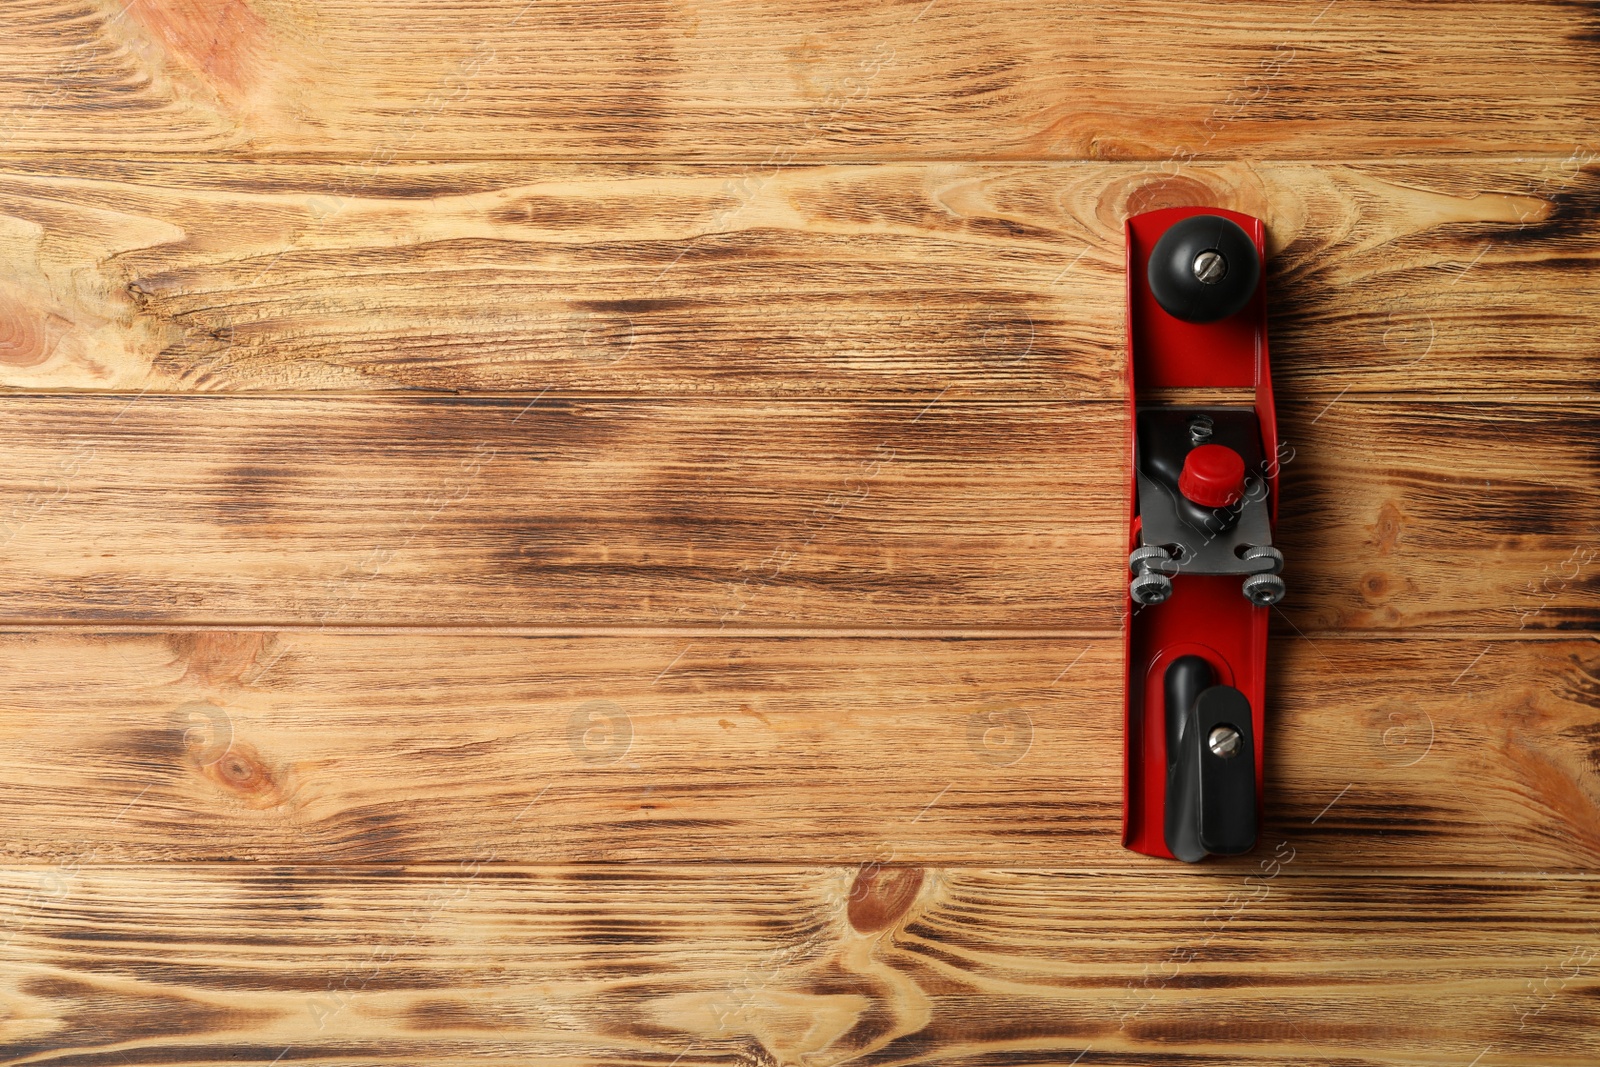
[1179,443,1246,508]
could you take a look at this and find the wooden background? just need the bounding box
[0,0,1596,1063]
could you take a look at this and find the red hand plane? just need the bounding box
[1122,208,1285,862]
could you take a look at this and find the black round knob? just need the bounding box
[1146,215,1261,324]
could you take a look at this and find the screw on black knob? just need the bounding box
[1146,215,1261,324]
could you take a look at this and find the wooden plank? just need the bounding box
[0,160,1596,398]
[0,395,1593,630]
[0,863,1595,1065]
[1,1,1597,160]
[0,395,1119,628]
[1283,404,1600,633]
[0,633,1593,869]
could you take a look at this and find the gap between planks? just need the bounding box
[0,624,1590,640]
[0,863,1596,879]
[0,153,1595,166]
[1,392,1596,404]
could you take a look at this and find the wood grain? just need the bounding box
[3,1,1597,1058]
[1,864,1596,1065]
[0,395,1592,630]
[0,1,1597,160]
[1283,404,1600,632]
[0,161,1594,398]
[0,632,1592,869]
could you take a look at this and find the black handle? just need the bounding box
[1163,655,1258,862]
[1146,214,1261,324]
